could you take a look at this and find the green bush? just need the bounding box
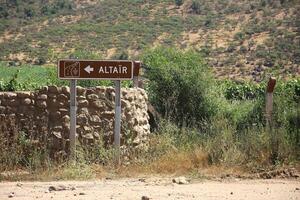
[142,47,218,127]
[175,0,184,7]
[190,0,201,14]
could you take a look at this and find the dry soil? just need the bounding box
[0,178,299,200]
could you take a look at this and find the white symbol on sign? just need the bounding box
[84,65,94,74]
[64,61,80,77]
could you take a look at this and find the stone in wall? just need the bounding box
[0,86,150,159]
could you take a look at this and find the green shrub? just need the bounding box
[175,0,184,7]
[191,0,201,14]
[142,47,218,127]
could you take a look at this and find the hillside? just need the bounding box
[0,0,299,81]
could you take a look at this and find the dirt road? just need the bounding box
[0,178,299,200]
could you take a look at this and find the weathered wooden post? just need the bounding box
[265,77,277,163]
[133,61,141,88]
[265,77,276,125]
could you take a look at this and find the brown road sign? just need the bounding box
[58,60,134,80]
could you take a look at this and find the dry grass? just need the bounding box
[148,148,208,174]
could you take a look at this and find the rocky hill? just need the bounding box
[0,0,299,81]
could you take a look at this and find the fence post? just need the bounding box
[133,61,141,88]
[265,77,276,163]
[265,77,276,126]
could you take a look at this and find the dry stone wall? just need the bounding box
[0,86,150,158]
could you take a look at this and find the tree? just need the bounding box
[142,47,218,127]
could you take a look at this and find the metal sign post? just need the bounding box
[58,59,140,163]
[70,79,77,159]
[114,80,121,164]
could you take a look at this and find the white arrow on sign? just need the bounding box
[84,65,94,74]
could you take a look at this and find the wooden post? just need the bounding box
[265,77,276,163]
[133,61,141,88]
[265,77,276,126]
[133,76,139,88]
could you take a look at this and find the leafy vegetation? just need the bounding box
[0,0,299,81]
[142,48,299,168]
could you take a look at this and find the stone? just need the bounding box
[17,91,31,98]
[87,94,98,100]
[141,196,150,200]
[52,131,62,139]
[4,99,19,106]
[93,132,100,139]
[90,115,101,123]
[62,115,70,123]
[48,98,58,107]
[83,126,92,132]
[53,126,63,132]
[61,86,70,94]
[58,101,67,107]
[58,94,68,102]
[86,88,95,95]
[82,133,93,140]
[49,185,67,192]
[41,86,48,93]
[36,100,47,108]
[76,86,86,96]
[48,93,57,99]
[172,177,189,184]
[8,192,14,198]
[79,192,86,195]
[22,98,31,105]
[90,100,104,109]
[54,111,61,118]
[106,87,114,94]
[4,92,17,99]
[127,96,134,102]
[48,86,59,93]
[77,96,86,101]
[0,106,6,113]
[16,183,22,187]
[37,94,47,100]
[102,111,114,119]
[77,114,88,124]
[59,109,69,116]
[78,107,89,115]
[95,86,106,94]
[78,100,89,107]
